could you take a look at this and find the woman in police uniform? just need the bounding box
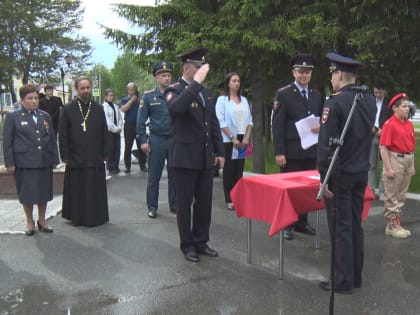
[3,84,59,236]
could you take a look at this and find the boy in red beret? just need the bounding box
[380,93,416,238]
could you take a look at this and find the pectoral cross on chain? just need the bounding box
[81,121,87,132]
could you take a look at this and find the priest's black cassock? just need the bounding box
[59,98,111,226]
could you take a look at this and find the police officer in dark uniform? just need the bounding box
[137,61,176,219]
[165,47,225,262]
[272,53,323,240]
[318,52,376,294]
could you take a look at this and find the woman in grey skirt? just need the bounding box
[3,84,59,236]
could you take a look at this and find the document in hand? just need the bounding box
[294,114,320,150]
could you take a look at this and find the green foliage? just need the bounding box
[0,0,93,96]
[101,0,420,174]
[110,51,156,101]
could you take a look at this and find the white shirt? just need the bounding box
[102,101,123,133]
[215,95,253,143]
[374,98,383,127]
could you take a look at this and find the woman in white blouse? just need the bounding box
[215,72,253,210]
[102,89,124,174]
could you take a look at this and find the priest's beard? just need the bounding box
[79,94,92,104]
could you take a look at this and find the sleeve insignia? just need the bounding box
[166,92,174,103]
[321,107,330,124]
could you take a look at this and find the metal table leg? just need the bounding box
[247,219,252,263]
[315,210,320,249]
[279,230,284,280]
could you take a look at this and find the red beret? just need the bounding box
[388,93,408,109]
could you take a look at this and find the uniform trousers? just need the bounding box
[281,158,316,225]
[368,135,384,194]
[147,134,176,212]
[325,171,366,289]
[222,134,245,203]
[173,167,213,253]
[123,123,146,170]
[106,131,121,172]
[383,152,413,220]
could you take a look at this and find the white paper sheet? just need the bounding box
[294,115,320,150]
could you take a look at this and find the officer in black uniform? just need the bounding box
[272,53,323,240]
[137,61,176,219]
[318,52,376,294]
[165,47,225,263]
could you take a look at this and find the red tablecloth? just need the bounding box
[230,170,374,237]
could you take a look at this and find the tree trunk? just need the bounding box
[249,58,265,174]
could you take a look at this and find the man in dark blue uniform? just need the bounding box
[272,53,323,240]
[137,61,176,219]
[165,47,225,262]
[318,52,376,294]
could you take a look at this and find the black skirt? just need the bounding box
[62,165,109,227]
[15,168,53,204]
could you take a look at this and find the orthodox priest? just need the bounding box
[59,76,111,226]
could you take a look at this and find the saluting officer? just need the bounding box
[165,47,225,263]
[137,61,176,219]
[318,52,376,294]
[272,53,323,240]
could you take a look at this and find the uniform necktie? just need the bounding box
[302,89,308,100]
[30,111,37,123]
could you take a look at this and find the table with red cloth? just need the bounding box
[230,169,375,279]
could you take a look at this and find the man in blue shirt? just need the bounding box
[137,61,176,218]
[120,82,147,173]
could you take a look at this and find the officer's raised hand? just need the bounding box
[193,64,210,84]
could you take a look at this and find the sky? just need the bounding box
[79,0,156,69]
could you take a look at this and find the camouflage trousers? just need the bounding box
[383,151,414,220]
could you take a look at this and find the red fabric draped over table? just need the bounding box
[230,170,374,237]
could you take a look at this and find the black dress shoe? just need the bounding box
[294,223,316,235]
[148,210,157,219]
[196,245,218,257]
[124,168,131,173]
[319,281,353,294]
[170,208,177,214]
[140,165,148,172]
[37,221,53,233]
[184,250,200,262]
[283,228,294,240]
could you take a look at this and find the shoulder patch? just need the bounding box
[166,92,174,103]
[321,107,330,124]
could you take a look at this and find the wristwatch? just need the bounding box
[229,134,234,140]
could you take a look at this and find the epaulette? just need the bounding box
[144,89,154,94]
[277,84,292,92]
[330,91,341,97]
[168,82,181,88]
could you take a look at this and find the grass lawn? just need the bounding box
[245,134,420,193]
